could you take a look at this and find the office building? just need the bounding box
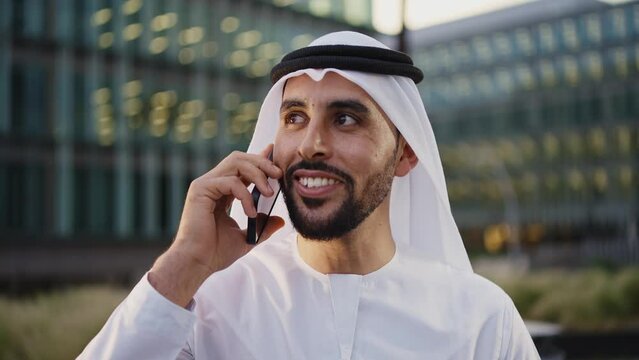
[410,0,638,261]
[0,0,376,282]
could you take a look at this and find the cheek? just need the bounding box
[335,137,383,173]
[337,131,387,160]
[273,132,297,167]
[334,132,396,180]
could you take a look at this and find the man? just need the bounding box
[79,31,539,359]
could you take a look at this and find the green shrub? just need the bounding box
[0,286,127,360]
[488,267,639,330]
[614,267,639,314]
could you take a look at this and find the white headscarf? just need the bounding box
[231,31,472,272]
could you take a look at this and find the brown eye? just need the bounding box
[336,114,357,126]
[285,113,305,124]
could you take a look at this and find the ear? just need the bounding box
[395,139,418,177]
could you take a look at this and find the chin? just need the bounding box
[298,197,343,217]
[289,204,362,241]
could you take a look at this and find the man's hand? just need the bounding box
[148,145,284,307]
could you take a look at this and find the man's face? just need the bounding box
[273,72,400,240]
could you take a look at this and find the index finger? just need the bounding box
[259,144,274,159]
[253,144,282,179]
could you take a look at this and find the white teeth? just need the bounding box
[299,177,338,188]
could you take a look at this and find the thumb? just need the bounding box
[256,215,285,243]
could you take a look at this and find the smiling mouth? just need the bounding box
[297,176,339,188]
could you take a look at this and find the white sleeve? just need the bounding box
[77,274,197,360]
[499,299,541,360]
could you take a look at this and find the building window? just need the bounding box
[10,62,48,138]
[472,36,493,64]
[493,32,512,59]
[609,47,629,78]
[582,51,603,81]
[538,59,557,87]
[538,23,556,54]
[561,19,579,50]
[562,55,579,86]
[451,41,471,67]
[608,8,627,39]
[515,28,534,56]
[584,13,602,44]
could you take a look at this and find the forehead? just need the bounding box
[282,72,375,105]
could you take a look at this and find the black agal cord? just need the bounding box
[271,45,423,84]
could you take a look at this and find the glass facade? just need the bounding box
[0,0,375,243]
[412,1,639,252]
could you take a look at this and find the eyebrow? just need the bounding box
[280,99,305,113]
[327,99,370,115]
[280,98,370,115]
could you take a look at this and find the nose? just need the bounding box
[297,119,331,161]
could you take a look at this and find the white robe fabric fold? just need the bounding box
[79,234,539,359]
[78,272,196,359]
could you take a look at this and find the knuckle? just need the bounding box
[234,178,249,191]
[189,177,203,190]
[229,176,241,186]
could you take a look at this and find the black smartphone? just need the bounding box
[246,153,281,244]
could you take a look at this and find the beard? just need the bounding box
[279,153,397,240]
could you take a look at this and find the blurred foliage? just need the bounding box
[491,267,639,330]
[0,286,127,360]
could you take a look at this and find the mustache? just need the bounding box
[284,160,354,186]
